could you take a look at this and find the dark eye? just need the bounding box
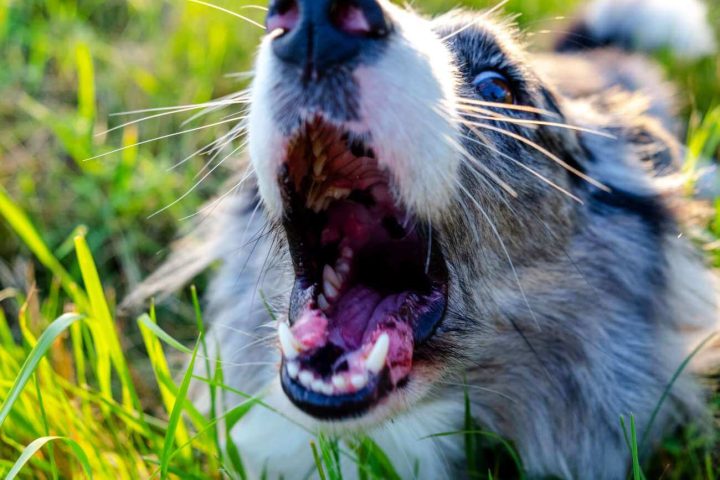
[472,71,514,104]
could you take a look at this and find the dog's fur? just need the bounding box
[124,0,720,478]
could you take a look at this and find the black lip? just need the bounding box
[281,362,392,420]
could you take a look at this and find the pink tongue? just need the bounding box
[327,286,408,351]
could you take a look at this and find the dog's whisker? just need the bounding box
[86,116,247,162]
[460,119,610,192]
[188,0,266,30]
[457,97,558,117]
[461,127,583,204]
[439,0,510,42]
[458,105,616,139]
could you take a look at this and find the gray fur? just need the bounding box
[125,1,719,478]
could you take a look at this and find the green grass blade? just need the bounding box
[311,441,328,480]
[137,314,193,354]
[0,313,83,429]
[0,187,88,309]
[424,429,524,477]
[160,338,200,479]
[138,313,192,460]
[5,436,93,480]
[353,436,401,480]
[75,234,141,411]
[640,331,718,447]
[630,416,642,480]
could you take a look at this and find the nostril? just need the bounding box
[330,2,371,36]
[267,0,300,36]
[330,0,390,38]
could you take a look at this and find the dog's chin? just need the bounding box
[270,117,450,422]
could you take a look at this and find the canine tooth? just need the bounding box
[323,265,342,289]
[350,373,368,390]
[311,379,325,392]
[331,375,347,391]
[317,294,330,311]
[366,333,390,375]
[286,361,300,379]
[299,370,314,387]
[278,322,301,360]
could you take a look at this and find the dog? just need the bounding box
[124,0,720,478]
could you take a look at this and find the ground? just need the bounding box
[0,0,718,478]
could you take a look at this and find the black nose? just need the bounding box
[267,0,391,78]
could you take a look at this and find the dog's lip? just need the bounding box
[280,360,391,420]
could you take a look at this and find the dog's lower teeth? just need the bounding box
[331,375,347,390]
[311,379,325,392]
[278,322,302,360]
[299,370,314,387]
[350,373,368,390]
[366,333,390,375]
[287,361,300,379]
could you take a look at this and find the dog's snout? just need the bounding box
[267,0,391,77]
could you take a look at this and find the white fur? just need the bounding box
[247,33,288,220]
[351,2,461,223]
[586,0,717,58]
[231,379,464,479]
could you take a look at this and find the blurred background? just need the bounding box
[0,0,718,478]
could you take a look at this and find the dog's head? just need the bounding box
[249,0,589,425]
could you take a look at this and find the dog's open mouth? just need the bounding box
[276,118,448,419]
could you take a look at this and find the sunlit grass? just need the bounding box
[0,0,718,478]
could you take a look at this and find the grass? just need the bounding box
[0,0,718,478]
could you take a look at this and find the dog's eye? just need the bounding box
[472,71,514,104]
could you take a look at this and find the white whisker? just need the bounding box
[188,0,266,30]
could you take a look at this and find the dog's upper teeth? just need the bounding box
[324,280,339,300]
[312,139,324,157]
[323,265,342,289]
[317,293,330,311]
[313,153,327,176]
[366,333,390,375]
[278,322,302,360]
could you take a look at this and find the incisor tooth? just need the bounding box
[332,375,347,390]
[321,383,334,396]
[278,322,301,360]
[350,373,368,390]
[366,333,389,374]
[323,265,342,289]
[311,379,325,392]
[299,370,314,387]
